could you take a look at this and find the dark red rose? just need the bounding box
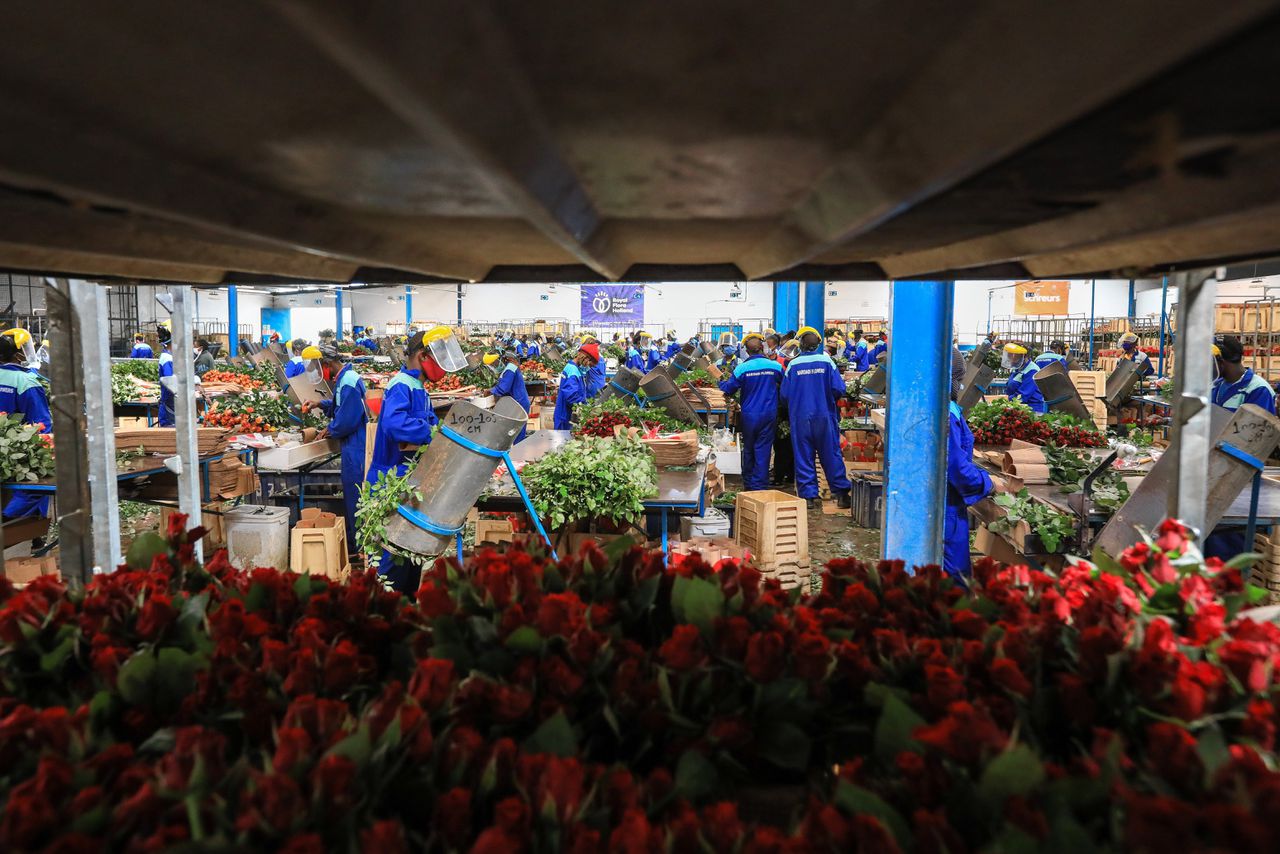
[609,808,659,854]
[323,639,361,693]
[708,716,752,749]
[536,592,587,638]
[605,768,640,818]
[793,631,832,681]
[914,701,1007,765]
[311,755,358,810]
[360,820,407,854]
[416,580,455,617]
[434,787,472,849]
[924,664,966,710]
[1242,698,1277,750]
[409,658,456,710]
[539,655,585,699]
[273,727,313,774]
[1123,793,1196,851]
[494,795,530,834]
[659,624,705,671]
[135,593,176,640]
[989,658,1032,698]
[715,616,752,660]
[950,609,987,639]
[490,684,535,723]
[1218,640,1271,694]
[261,638,290,675]
[1145,722,1201,783]
[702,802,744,851]
[236,773,305,835]
[744,631,786,683]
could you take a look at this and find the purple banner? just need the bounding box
[580,284,644,326]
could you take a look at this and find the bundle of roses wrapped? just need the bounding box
[1,516,1278,851]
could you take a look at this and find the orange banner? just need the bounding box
[1013,280,1070,316]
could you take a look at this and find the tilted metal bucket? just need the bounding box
[601,366,645,403]
[543,344,563,361]
[465,351,483,369]
[640,369,704,426]
[956,362,995,415]
[1103,359,1142,410]
[1033,360,1091,420]
[862,364,887,394]
[666,351,695,379]
[384,397,527,556]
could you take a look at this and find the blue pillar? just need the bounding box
[335,288,344,338]
[227,285,239,356]
[883,280,954,569]
[1088,279,1096,369]
[773,281,800,333]
[457,284,463,324]
[803,281,825,332]
[1158,275,1169,376]
[405,285,413,328]
[1127,278,1136,318]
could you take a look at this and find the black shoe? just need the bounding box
[835,493,851,509]
[806,498,819,509]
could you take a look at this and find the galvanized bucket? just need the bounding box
[601,366,645,403]
[640,369,704,425]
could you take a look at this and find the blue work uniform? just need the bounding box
[554,363,589,430]
[491,362,531,443]
[871,341,887,364]
[527,342,540,359]
[158,349,175,426]
[646,344,661,372]
[285,356,306,379]
[357,336,377,352]
[0,363,53,519]
[516,341,528,358]
[1124,349,1154,378]
[130,342,153,358]
[1032,352,1068,372]
[1203,368,1276,562]
[843,339,857,361]
[719,355,782,491]
[586,360,605,398]
[664,340,681,360]
[782,351,852,500]
[367,367,438,593]
[945,401,993,580]
[626,347,645,372]
[319,364,368,551]
[856,341,873,371]
[1005,360,1047,413]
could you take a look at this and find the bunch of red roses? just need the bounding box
[1,516,1278,851]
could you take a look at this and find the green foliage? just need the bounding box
[114,359,160,382]
[0,413,54,483]
[1044,445,1130,513]
[573,396,695,433]
[989,488,1076,553]
[355,460,424,571]
[520,435,657,529]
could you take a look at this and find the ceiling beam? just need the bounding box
[0,96,488,281]
[0,197,361,282]
[0,243,226,283]
[271,0,625,280]
[735,0,1279,279]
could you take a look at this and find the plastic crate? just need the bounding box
[734,489,808,563]
[290,507,348,577]
[851,474,883,529]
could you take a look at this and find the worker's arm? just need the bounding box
[158,355,175,393]
[327,380,366,441]
[1245,386,1278,415]
[718,366,744,396]
[780,364,792,403]
[20,385,53,433]
[828,362,847,401]
[560,370,588,407]
[381,382,437,446]
[491,368,515,399]
[948,413,993,504]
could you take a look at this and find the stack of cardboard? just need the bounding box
[206,457,258,498]
[843,428,883,472]
[1254,532,1280,605]
[114,427,228,457]
[1069,370,1108,431]
[3,555,59,585]
[681,386,726,410]
[612,426,700,466]
[1001,440,1051,483]
[670,536,750,565]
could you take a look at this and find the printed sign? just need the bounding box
[581,284,644,325]
[1014,280,1070,316]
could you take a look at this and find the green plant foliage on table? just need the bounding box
[520,435,657,530]
[355,456,425,571]
[0,413,54,483]
[988,488,1076,553]
[114,359,160,383]
[573,397,697,435]
[1043,444,1130,513]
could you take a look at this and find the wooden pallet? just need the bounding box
[755,559,813,590]
[1254,532,1280,605]
[1069,369,1109,430]
[735,489,808,564]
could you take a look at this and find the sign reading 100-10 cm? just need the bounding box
[580,285,645,325]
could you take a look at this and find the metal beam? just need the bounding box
[1168,270,1218,533]
[271,0,625,280]
[405,285,413,328]
[883,280,954,569]
[738,0,1276,278]
[0,95,486,280]
[228,285,240,357]
[335,289,344,339]
[45,279,92,587]
[773,282,800,334]
[0,243,227,283]
[803,281,826,332]
[72,279,122,572]
[169,286,204,562]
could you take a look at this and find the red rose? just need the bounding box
[843,582,880,614]
[708,716,752,749]
[360,820,407,854]
[744,631,786,683]
[135,593,176,640]
[1186,603,1226,644]
[609,808,659,854]
[310,755,358,810]
[950,609,987,639]
[494,795,531,834]
[539,655,585,699]
[434,787,472,849]
[924,664,966,710]
[1145,722,1201,783]
[659,624,705,671]
[989,658,1032,698]
[491,684,535,723]
[536,592,587,638]
[323,639,361,693]
[272,727,313,774]
[1123,793,1196,851]
[605,768,640,818]
[236,773,305,835]
[715,616,752,660]
[793,631,832,681]
[261,638,290,676]
[416,580,455,617]
[409,658,456,710]
[701,802,744,850]
[914,701,1007,765]
[1242,698,1277,750]
[1218,640,1271,694]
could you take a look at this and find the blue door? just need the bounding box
[710,324,743,343]
[261,307,290,344]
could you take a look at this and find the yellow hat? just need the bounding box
[300,345,323,360]
[742,332,765,343]
[424,325,454,343]
[482,353,499,366]
[1120,331,1139,346]
[1212,344,1222,357]
[764,328,777,337]
[3,328,31,347]
[580,334,596,344]
[1003,342,1028,355]
[796,326,821,339]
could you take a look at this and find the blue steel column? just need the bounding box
[335,288,344,337]
[803,281,825,331]
[1127,279,1136,319]
[227,285,239,356]
[1158,275,1169,376]
[883,280,954,569]
[773,281,800,332]
[405,285,413,327]
[1088,279,1096,369]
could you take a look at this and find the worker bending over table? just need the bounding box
[285,339,308,379]
[945,353,998,579]
[553,343,600,430]
[310,344,368,553]
[718,332,782,491]
[1119,332,1155,378]
[489,348,531,443]
[1002,342,1047,413]
[0,328,52,521]
[783,327,851,509]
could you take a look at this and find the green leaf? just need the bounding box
[39,635,75,673]
[1196,725,1230,784]
[125,532,168,570]
[326,725,373,766]
[504,625,544,654]
[524,711,577,757]
[874,694,926,762]
[979,744,1045,806]
[116,650,158,705]
[1224,551,1261,571]
[672,575,724,633]
[834,781,912,848]
[757,722,811,771]
[674,749,718,800]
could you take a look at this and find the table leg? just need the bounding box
[456,532,464,563]
[1245,470,1263,582]
[661,510,668,555]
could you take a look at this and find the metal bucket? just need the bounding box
[543,344,563,361]
[1033,360,1091,420]
[862,365,887,394]
[466,351,483,369]
[640,369,705,425]
[666,351,695,379]
[1103,360,1142,410]
[385,397,528,556]
[967,339,993,367]
[956,362,995,414]
[601,366,644,402]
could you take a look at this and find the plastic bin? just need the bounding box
[680,509,732,540]
[224,504,291,571]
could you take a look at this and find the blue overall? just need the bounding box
[1124,349,1155,378]
[158,349,176,427]
[782,352,852,500]
[664,341,681,360]
[491,362,531,443]
[719,355,782,491]
[527,342,540,359]
[1203,368,1277,561]
[554,363,589,430]
[871,341,887,364]
[130,343,153,358]
[516,341,528,358]
[319,364,368,551]
[367,367,437,592]
[1005,360,1047,413]
[843,338,857,361]
[626,347,645,372]
[1032,352,1068,372]
[945,401,993,579]
[586,361,605,398]
[357,336,377,352]
[0,364,52,519]
[284,357,306,379]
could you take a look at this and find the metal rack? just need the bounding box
[989,314,1093,364]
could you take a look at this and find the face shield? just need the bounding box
[1001,349,1026,371]
[424,325,467,373]
[3,329,37,363]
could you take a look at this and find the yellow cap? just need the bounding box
[424,325,453,342]
[742,332,765,343]
[580,335,596,344]
[41,340,48,348]
[796,326,821,339]
[300,345,323,360]
[1003,342,1028,355]
[1120,331,1139,345]
[1212,344,1222,357]
[160,320,172,331]
[482,353,499,365]
[2,328,31,347]
[764,328,777,337]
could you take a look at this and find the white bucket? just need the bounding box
[223,505,291,571]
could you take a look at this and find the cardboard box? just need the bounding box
[161,504,227,547]
[3,555,59,585]
[973,524,1021,564]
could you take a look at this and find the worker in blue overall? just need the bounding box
[844,330,866,369]
[580,335,605,397]
[367,329,457,592]
[945,353,996,579]
[783,328,852,509]
[870,332,887,365]
[157,321,176,427]
[554,343,599,430]
[1119,332,1155,378]
[719,333,782,491]
[625,334,645,372]
[311,344,368,552]
[285,339,308,379]
[489,348,531,443]
[1204,335,1277,561]
[356,327,378,352]
[526,335,541,359]
[1032,340,1070,372]
[515,335,530,358]
[716,332,740,371]
[664,331,681,361]
[0,329,53,521]
[1002,343,1047,413]
[130,333,153,358]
